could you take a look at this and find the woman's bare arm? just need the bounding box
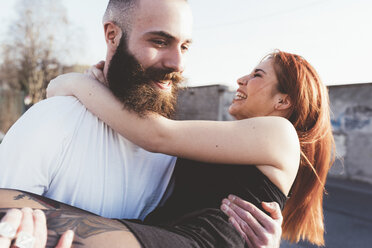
[0,189,140,248]
[47,73,300,172]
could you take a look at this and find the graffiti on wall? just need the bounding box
[332,105,372,132]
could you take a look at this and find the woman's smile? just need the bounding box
[234,90,247,101]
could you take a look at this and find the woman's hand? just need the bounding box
[0,208,74,248]
[221,195,282,248]
[85,61,106,84]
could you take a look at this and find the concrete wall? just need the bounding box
[177,83,372,185]
[176,85,234,121]
[328,83,372,184]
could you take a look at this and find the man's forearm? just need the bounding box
[0,189,140,248]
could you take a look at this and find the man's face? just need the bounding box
[127,0,193,75]
[107,35,183,118]
[107,0,193,118]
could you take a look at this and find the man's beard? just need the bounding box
[106,35,184,118]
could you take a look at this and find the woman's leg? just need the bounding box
[0,189,141,248]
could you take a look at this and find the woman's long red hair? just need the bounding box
[270,51,335,245]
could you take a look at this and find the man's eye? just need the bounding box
[181,45,189,52]
[152,40,167,46]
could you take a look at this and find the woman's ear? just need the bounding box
[275,95,292,111]
[103,22,123,49]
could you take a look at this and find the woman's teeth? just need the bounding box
[235,92,247,100]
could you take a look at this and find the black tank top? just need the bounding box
[145,158,287,225]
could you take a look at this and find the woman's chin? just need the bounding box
[228,105,238,119]
[229,105,252,120]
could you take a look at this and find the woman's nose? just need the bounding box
[237,75,249,86]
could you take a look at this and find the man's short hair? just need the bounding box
[103,0,139,33]
[103,0,188,34]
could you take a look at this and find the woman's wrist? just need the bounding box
[65,73,90,97]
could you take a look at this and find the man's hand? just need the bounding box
[221,195,282,248]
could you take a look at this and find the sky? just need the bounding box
[0,0,371,88]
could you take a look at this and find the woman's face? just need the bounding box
[229,59,282,120]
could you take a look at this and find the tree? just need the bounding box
[0,0,83,104]
[0,44,19,90]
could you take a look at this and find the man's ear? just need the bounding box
[274,95,292,111]
[104,22,123,49]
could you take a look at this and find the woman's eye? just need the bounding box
[253,73,261,78]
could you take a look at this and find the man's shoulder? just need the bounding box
[30,96,84,112]
[24,96,91,121]
[6,96,90,139]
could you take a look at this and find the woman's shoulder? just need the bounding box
[238,117,300,195]
[241,116,296,132]
[239,116,300,159]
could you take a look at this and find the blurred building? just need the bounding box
[176,83,372,185]
[175,85,235,121]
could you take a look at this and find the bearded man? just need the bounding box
[0,0,283,247]
[0,0,190,220]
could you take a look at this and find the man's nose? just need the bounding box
[162,47,185,73]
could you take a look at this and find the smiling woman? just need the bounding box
[229,58,290,120]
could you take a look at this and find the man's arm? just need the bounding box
[0,189,140,248]
[221,195,282,248]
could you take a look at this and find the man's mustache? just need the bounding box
[141,68,184,85]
